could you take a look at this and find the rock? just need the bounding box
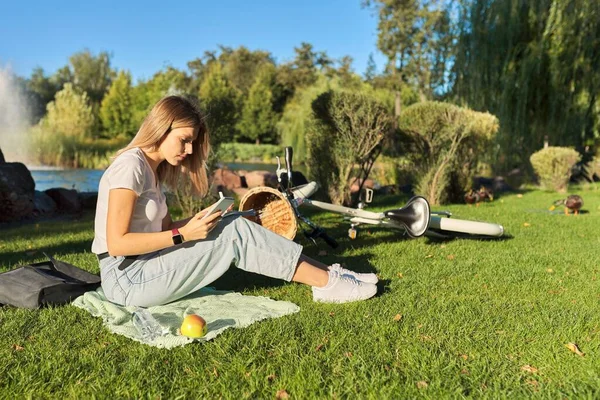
[0,162,35,222]
[242,170,278,189]
[33,191,58,215]
[79,191,98,210]
[212,168,242,191]
[472,176,513,193]
[231,187,250,198]
[492,176,512,192]
[349,177,376,194]
[44,188,82,213]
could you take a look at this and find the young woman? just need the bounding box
[92,96,378,307]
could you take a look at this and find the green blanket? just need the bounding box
[72,287,300,348]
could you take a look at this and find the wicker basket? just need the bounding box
[238,186,297,240]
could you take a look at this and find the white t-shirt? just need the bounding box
[91,147,169,254]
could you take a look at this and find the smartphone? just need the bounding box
[200,197,235,221]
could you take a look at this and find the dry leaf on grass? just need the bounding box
[523,222,531,227]
[521,365,538,374]
[416,381,428,389]
[460,354,469,360]
[11,344,24,351]
[276,389,289,399]
[526,379,540,389]
[393,314,403,322]
[425,254,433,259]
[565,342,585,356]
[447,254,455,260]
[397,272,404,278]
[267,374,276,382]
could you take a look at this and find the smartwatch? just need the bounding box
[171,228,184,245]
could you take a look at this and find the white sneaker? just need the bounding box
[312,270,378,303]
[328,263,379,284]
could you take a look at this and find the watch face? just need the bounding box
[173,234,183,245]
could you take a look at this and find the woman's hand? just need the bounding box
[179,208,223,242]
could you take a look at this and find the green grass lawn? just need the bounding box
[1,187,600,398]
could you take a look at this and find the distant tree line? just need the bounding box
[365,0,600,172]
[15,0,600,176]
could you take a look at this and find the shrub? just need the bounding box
[583,156,600,182]
[530,146,581,192]
[306,89,392,205]
[41,83,95,139]
[216,143,282,163]
[29,126,126,168]
[398,101,499,205]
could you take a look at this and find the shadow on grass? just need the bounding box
[0,239,94,268]
[0,214,94,242]
[423,233,515,244]
[210,252,381,293]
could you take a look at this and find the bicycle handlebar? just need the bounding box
[285,146,293,189]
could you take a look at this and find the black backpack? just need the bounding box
[0,253,101,309]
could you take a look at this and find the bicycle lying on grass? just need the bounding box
[239,147,505,248]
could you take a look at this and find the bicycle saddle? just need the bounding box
[384,196,431,238]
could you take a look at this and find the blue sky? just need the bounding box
[0,0,387,82]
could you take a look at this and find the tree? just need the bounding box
[236,65,278,144]
[364,53,378,82]
[68,49,115,104]
[25,68,59,123]
[219,46,274,95]
[41,83,95,138]
[199,63,241,145]
[100,70,135,138]
[451,0,600,171]
[363,0,454,118]
[335,56,362,88]
[130,66,192,129]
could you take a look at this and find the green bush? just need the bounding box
[371,155,415,187]
[584,156,600,182]
[216,142,282,163]
[29,126,127,169]
[277,75,334,163]
[306,89,392,205]
[530,146,581,192]
[398,101,499,205]
[41,83,95,139]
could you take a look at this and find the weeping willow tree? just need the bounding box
[451,0,600,172]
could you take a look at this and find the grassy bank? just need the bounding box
[1,187,600,397]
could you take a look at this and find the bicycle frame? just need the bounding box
[275,147,504,244]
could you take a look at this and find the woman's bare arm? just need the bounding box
[106,189,176,256]
[106,188,225,257]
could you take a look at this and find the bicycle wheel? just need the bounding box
[428,216,504,238]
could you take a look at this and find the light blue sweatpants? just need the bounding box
[99,215,303,307]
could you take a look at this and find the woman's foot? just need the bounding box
[328,263,379,284]
[312,270,378,303]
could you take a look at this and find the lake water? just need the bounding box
[29,162,282,192]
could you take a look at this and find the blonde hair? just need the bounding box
[116,95,210,196]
